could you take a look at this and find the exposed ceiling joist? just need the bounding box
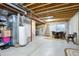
[22,3,79,24]
[38,7,79,17]
[24,3,35,7]
[31,3,51,10]
[53,7,79,13]
[47,18,70,22]
[39,12,75,19]
[34,4,68,13]
[27,13,46,24]
[52,7,79,14]
[36,4,79,15]
[0,3,23,14]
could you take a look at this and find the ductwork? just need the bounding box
[5,3,30,15]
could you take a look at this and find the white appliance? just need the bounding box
[24,24,31,43]
[18,26,26,46]
[18,16,31,46]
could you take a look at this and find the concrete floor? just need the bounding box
[0,36,79,56]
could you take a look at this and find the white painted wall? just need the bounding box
[68,12,79,44]
[47,22,69,37]
[48,21,68,33]
[69,12,79,34]
[36,21,69,37]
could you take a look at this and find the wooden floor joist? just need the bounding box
[31,3,51,10]
[34,3,68,13]
[36,4,79,15]
[23,3,79,23]
[24,3,35,7]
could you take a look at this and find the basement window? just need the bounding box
[49,24,65,32]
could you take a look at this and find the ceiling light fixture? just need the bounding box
[43,16,53,19]
[45,19,53,22]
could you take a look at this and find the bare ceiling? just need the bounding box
[23,3,79,24]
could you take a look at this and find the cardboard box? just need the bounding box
[2,30,11,37]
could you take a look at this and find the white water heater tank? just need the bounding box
[19,26,27,46]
